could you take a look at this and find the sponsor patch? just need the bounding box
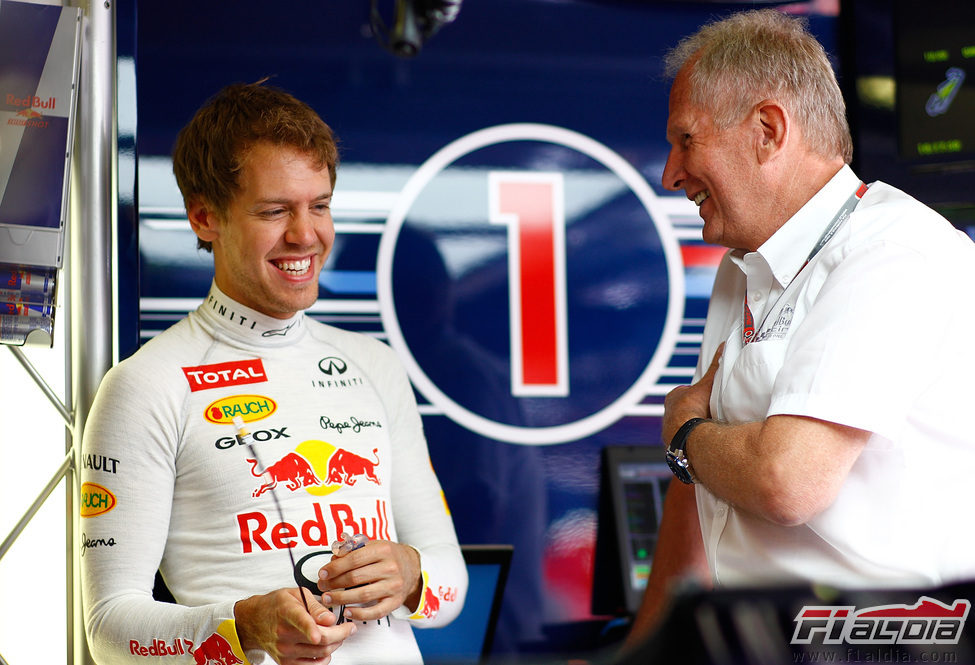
[182,359,267,392]
[80,482,117,517]
[205,394,277,425]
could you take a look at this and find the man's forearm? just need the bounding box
[683,415,868,525]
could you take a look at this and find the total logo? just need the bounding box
[204,394,277,425]
[245,441,381,499]
[182,358,267,392]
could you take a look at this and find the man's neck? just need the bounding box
[749,156,846,251]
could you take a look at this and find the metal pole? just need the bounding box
[7,346,72,425]
[0,453,73,563]
[71,0,116,663]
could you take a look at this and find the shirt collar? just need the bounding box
[196,281,305,345]
[754,164,861,287]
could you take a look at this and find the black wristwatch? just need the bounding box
[665,417,709,484]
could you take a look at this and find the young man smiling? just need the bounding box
[81,82,467,665]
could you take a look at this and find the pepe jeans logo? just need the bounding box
[319,415,383,435]
[318,357,348,375]
[792,597,970,646]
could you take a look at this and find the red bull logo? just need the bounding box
[192,633,242,665]
[81,482,117,517]
[15,108,42,119]
[325,447,380,486]
[182,358,267,392]
[247,452,321,498]
[421,586,441,619]
[204,394,276,425]
[6,93,56,110]
[237,499,392,553]
[129,638,194,657]
[245,440,383,499]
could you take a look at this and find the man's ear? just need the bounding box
[755,100,788,165]
[186,199,220,244]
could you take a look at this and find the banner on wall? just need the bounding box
[0,0,81,346]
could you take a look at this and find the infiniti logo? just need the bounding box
[318,356,348,375]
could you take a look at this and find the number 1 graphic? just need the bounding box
[489,172,569,396]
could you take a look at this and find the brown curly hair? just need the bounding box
[172,80,340,252]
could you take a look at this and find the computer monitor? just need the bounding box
[413,544,513,665]
[592,445,671,617]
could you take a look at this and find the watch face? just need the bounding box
[665,450,694,484]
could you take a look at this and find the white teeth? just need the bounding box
[275,258,311,275]
[694,191,710,207]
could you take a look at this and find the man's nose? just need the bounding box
[661,148,685,192]
[286,210,317,245]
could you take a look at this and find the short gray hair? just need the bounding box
[665,9,852,163]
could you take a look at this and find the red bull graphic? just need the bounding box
[237,499,391,553]
[129,638,194,657]
[409,572,456,620]
[247,452,321,498]
[205,394,276,425]
[192,633,242,665]
[245,440,384,499]
[80,482,117,518]
[6,96,53,128]
[326,447,381,487]
[182,358,267,392]
[420,585,440,619]
[5,93,56,110]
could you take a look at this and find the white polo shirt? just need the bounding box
[694,164,975,589]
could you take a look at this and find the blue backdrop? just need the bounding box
[123,1,843,658]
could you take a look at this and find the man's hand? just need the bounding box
[662,343,724,443]
[234,588,355,664]
[318,540,423,622]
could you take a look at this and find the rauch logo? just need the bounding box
[81,482,117,517]
[205,394,277,425]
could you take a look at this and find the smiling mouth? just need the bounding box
[274,258,312,276]
[693,190,710,207]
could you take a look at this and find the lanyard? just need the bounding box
[742,181,868,345]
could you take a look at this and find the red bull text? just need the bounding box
[129,638,194,657]
[237,500,391,553]
[6,93,56,110]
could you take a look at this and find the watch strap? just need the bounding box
[666,417,709,484]
[671,417,709,453]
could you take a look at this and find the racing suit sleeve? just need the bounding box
[81,357,251,664]
[368,342,468,628]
